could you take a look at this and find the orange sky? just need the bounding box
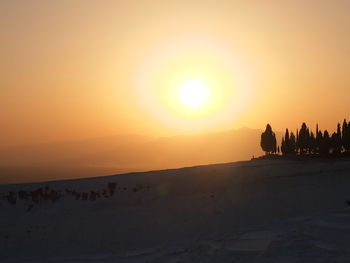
[1,0,350,146]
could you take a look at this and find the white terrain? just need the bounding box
[1,158,350,262]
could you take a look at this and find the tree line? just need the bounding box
[260,119,350,156]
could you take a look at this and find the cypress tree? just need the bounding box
[348,121,350,151]
[335,123,342,154]
[299,123,309,155]
[260,124,277,155]
[331,132,338,155]
[281,137,286,155]
[290,132,296,154]
[296,129,299,154]
[342,119,350,152]
[321,130,331,155]
[316,130,323,154]
[285,129,290,153]
[306,128,311,154]
[310,132,316,154]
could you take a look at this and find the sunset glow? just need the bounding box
[178,79,210,109]
[134,38,254,134]
[1,1,350,145]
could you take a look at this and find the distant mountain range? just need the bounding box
[0,127,282,183]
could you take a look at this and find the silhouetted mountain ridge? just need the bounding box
[0,128,282,183]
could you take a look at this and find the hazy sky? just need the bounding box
[1,0,350,146]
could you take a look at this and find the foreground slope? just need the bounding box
[1,159,350,262]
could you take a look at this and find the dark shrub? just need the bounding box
[107,182,117,196]
[82,192,88,200]
[31,188,43,203]
[18,190,29,200]
[7,192,16,205]
[89,191,97,201]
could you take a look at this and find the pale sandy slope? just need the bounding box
[1,159,350,262]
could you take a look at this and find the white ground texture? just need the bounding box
[1,159,350,262]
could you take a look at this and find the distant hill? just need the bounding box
[0,128,282,183]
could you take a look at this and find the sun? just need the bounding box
[178,79,210,109]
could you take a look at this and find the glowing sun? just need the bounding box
[178,79,210,109]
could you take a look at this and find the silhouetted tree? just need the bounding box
[309,132,316,154]
[281,129,289,155]
[298,123,310,155]
[320,130,331,155]
[261,119,350,158]
[281,137,286,155]
[296,129,299,154]
[316,130,323,154]
[348,121,350,151]
[331,132,337,154]
[260,124,277,155]
[342,119,350,152]
[333,123,342,154]
[290,132,296,154]
[281,129,297,155]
